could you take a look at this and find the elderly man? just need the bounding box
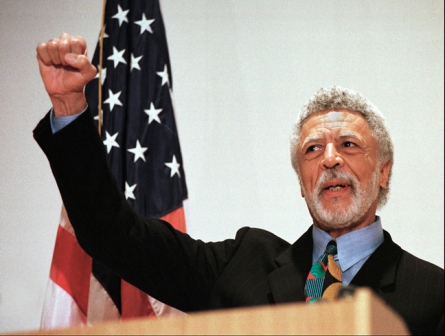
[35,34,443,335]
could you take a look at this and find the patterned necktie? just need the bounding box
[304,240,342,303]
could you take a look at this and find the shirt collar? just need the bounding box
[312,216,384,272]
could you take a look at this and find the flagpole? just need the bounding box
[97,0,107,136]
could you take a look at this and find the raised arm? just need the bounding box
[36,33,97,116]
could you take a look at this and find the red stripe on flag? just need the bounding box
[161,206,186,233]
[120,206,186,318]
[49,225,92,317]
[121,280,156,319]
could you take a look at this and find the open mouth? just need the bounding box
[325,185,348,192]
[320,178,352,194]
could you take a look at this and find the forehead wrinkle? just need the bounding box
[338,131,365,143]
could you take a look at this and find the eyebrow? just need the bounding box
[301,133,323,149]
[300,131,364,149]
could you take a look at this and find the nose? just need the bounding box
[320,143,343,169]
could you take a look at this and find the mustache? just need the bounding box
[314,169,358,195]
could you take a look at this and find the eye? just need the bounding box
[343,141,356,148]
[306,145,320,153]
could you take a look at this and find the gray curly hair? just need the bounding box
[290,86,394,209]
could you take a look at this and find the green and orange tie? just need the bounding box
[304,240,342,303]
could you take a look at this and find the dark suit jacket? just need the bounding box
[34,110,444,335]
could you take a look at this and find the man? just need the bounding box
[35,34,443,335]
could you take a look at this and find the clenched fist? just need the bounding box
[36,33,97,116]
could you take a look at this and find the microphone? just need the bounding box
[337,285,358,299]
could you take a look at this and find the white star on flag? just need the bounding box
[104,89,123,111]
[165,155,181,178]
[144,102,163,124]
[135,13,155,34]
[95,67,107,85]
[128,140,148,162]
[130,54,143,71]
[112,5,129,26]
[94,109,104,127]
[125,182,137,200]
[107,46,127,68]
[42,0,190,328]
[102,24,109,39]
[156,64,169,86]
[103,131,120,153]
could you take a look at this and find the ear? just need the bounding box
[295,169,306,198]
[299,181,305,198]
[379,160,391,189]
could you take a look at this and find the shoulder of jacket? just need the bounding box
[235,226,291,249]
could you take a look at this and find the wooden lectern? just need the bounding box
[18,288,409,335]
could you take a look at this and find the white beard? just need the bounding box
[302,168,380,229]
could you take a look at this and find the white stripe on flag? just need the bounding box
[40,279,86,330]
[148,296,186,317]
[87,274,120,324]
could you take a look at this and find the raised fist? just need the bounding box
[36,33,97,116]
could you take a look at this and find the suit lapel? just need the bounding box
[267,226,313,304]
[268,226,402,303]
[351,230,402,293]
[268,228,403,303]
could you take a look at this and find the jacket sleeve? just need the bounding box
[33,109,249,312]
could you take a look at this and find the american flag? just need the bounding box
[41,0,188,328]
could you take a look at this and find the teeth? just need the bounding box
[328,186,344,191]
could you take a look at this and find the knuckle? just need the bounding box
[73,36,87,48]
[36,42,46,52]
[74,35,85,43]
[59,39,70,50]
[47,39,58,49]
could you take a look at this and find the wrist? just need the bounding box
[50,93,87,116]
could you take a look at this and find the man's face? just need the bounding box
[296,109,390,234]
